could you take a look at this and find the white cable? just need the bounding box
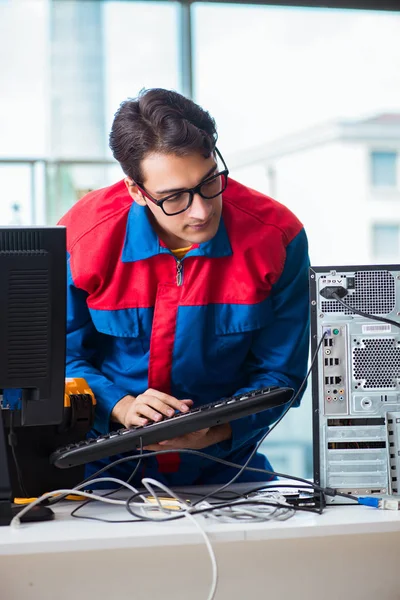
[11,489,125,528]
[141,478,218,600]
[10,477,149,528]
[197,492,295,524]
[11,473,297,600]
[73,476,148,503]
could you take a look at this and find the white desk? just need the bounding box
[1,494,400,600]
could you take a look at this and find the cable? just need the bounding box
[332,291,400,329]
[124,489,322,523]
[77,443,355,505]
[192,330,328,507]
[170,482,316,502]
[16,475,218,600]
[10,477,147,528]
[70,437,145,518]
[58,334,325,498]
[122,480,320,600]
[195,494,296,523]
[195,498,319,516]
[141,478,218,600]
[76,332,329,500]
[64,331,357,512]
[8,412,28,499]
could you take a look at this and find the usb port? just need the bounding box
[325,377,330,385]
[324,338,329,347]
[328,339,333,347]
[334,358,340,365]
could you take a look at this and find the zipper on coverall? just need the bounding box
[176,260,183,286]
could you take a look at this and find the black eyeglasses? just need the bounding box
[134,148,229,216]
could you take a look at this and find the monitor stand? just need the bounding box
[0,409,54,526]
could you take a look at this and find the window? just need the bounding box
[372,224,400,258]
[0,0,180,225]
[371,151,397,187]
[193,4,400,480]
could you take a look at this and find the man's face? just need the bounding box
[125,152,223,249]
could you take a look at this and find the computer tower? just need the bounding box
[310,265,400,503]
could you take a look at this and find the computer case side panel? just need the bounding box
[310,266,321,490]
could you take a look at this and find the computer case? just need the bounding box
[310,264,400,503]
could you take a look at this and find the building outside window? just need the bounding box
[372,223,400,259]
[371,151,398,188]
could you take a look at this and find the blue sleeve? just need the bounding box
[226,228,310,451]
[66,254,130,434]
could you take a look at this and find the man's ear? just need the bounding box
[124,178,146,206]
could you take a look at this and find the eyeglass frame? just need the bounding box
[133,147,229,216]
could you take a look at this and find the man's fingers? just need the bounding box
[134,396,188,421]
[192,428,210,436]
[144,389,192,413]
[143,444,163,451]
[181,399,193,407]
[123,390,195,427]
[158,428,210,447]
[144,396,176,418]
[133,402,164,422]
[124,413,148,427]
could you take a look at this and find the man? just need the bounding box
[59,88,310,486]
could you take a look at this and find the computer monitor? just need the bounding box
[0,226,66,524]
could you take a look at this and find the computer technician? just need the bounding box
[59,88,310,485]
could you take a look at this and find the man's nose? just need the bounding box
[188,193,212,220]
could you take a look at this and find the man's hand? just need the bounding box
[111,389,193,428]
[144,423,232,452]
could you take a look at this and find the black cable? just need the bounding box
[8,412,28,499]
[71,479,325,524]
[333,490,359,502]
[191,331,328,507]
[192,499,323,516]
[170,483,323,510]
[71,487,324,524]
[332,292,400,329]
[70,437,144,519]
[61,340,322,496]
[126,482,320,507]
[70,444,356,504]
[95,482,317,505]
[124,495,323,523]
[65,331,357,513]
[70,506,146,523]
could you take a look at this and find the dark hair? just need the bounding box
[109,88,218,183]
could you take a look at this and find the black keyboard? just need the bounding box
[50,386,293,469]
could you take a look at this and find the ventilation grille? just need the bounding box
[0,230,43,253]
[7,270,49,378]
[353,338,400,389]
[321,270,396,315]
